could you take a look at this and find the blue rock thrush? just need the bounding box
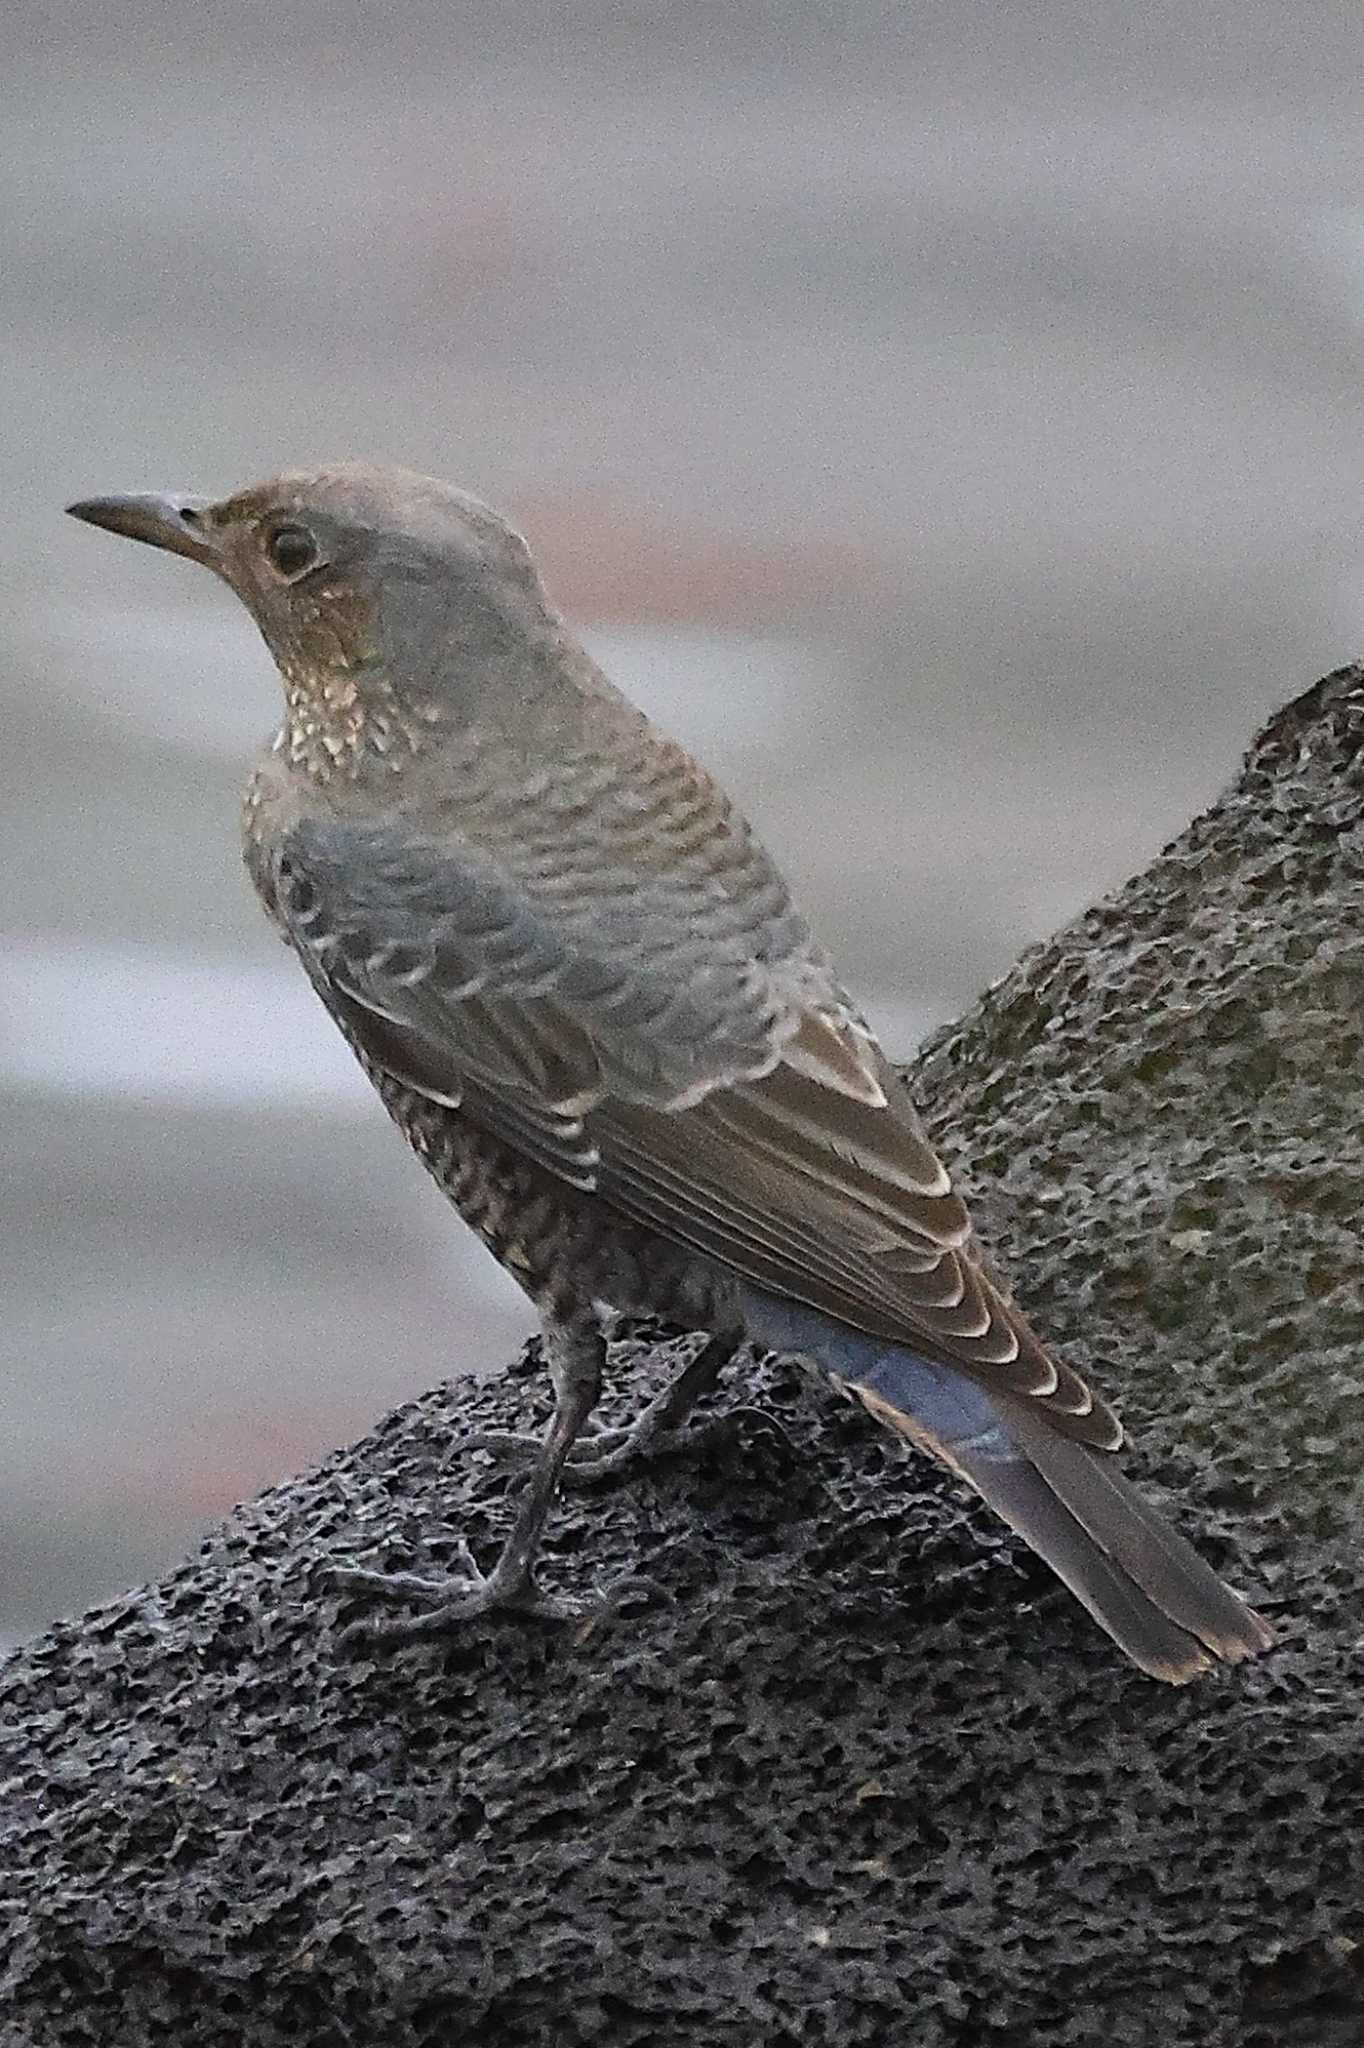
[68,465,1273,1681]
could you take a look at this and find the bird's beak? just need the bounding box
[65,491,219,568]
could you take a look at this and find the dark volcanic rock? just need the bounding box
[3,669,1364,2047]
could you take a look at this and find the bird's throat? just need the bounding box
[275,653,435,785]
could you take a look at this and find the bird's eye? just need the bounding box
[265,524,319,580]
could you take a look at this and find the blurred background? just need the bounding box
[5,2,1364,1645]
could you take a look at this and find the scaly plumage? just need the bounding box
[67,463,1273,1681]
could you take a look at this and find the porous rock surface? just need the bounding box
[3,668,1364,2046]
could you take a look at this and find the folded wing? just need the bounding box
[268,812,1116,1447]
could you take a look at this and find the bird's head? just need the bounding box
[67,463,562,779]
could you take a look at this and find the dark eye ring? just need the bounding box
[266,524,319,580]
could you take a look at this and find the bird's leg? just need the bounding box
[459,1325,752,1483]
[331,1314,604,1645]
[558,1325,749,1483]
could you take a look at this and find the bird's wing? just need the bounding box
[270,815,1114,1444]
[270,807,822,1156]
[585,1067,1114,1440]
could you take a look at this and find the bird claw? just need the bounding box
[458,1405,796,1488]
[329,1375,798,1649]
[328,1553,588,1647]
[562,1402,796,1485]
[558,1413,721,1485]
[456,1420,709,1477]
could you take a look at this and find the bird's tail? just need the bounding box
[850,1345,1272,1683]
[738,1290,1272,1683]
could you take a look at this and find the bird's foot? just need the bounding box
[459,1403,789,1487]
[459,1328,752,1486]
[559,1402,791,1484]
[329,1539,586,1648]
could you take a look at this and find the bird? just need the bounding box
[67,463,1273,1682]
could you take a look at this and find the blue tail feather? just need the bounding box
[740,1288,1017,1462]
[738,1285,1272,1682]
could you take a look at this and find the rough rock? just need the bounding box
[3,667,1363,2046]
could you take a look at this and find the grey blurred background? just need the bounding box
[5,2,1364,1646]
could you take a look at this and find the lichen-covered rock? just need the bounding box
[3,669,1363,2047]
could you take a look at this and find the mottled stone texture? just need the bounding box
[3,668,1363,2047]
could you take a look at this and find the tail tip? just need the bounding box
[1146,1602,1275,1685]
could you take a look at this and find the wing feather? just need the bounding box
[268,812,1117,1444]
